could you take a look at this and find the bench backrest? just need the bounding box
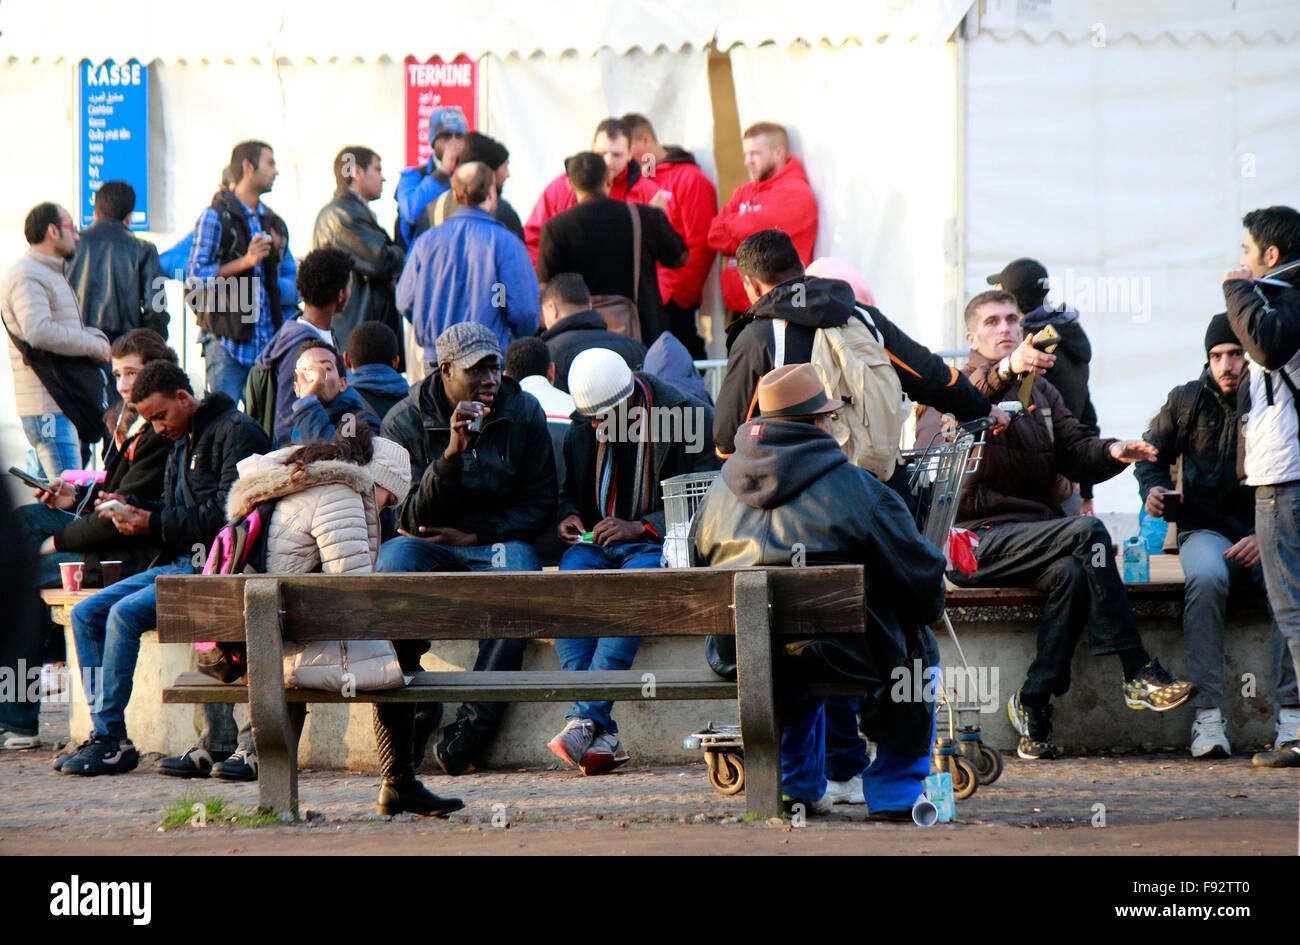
[155,566,865,643]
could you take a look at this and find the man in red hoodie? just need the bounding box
[622,113,718,360]
[708,122,818,325]
[524,118,664,269]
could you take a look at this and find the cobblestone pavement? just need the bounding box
[2,704,1295,855]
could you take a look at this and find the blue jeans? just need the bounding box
[1180,529,1298,708]
[553,540,662,733]
[1256,484,1300,711]
[21,414,81,480]
[70,558,193,739]
[203,337,251,406]
[376,536,540,736]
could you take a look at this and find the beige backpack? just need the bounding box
[773,306,907,480]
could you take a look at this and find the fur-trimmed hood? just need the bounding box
[226,447,375,520]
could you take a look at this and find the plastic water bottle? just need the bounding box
[1121,536,1149,583]
[1138,509,1168,555]
[922,772,955,822]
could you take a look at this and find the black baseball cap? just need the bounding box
[986,258,1049,301]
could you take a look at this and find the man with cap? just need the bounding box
[378,321,557,775]
[1136,313,1298,759]
[547,348,719,774]
[988,257,1100,513]
[693,363,948,818]
[394,106,468,250]
[424,131,525,243]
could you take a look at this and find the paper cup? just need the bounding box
[59,561,85,592]
[100,560,123,586]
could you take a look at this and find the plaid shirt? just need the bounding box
[187,200,283,367]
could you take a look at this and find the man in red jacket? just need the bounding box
[622,113,718,360]
[524,118,664,269]
[708,122,818,325]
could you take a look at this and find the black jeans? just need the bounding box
[948,517,1143,699]
[664,300,707,361]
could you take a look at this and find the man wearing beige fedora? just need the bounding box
[693,363,948,819]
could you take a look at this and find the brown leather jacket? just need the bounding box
[915,351,1125,528]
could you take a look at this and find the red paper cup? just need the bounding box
[59,561,85,592]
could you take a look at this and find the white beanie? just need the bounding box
[367,436,411,505]
[569,347,634,417]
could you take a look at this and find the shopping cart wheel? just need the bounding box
[705,750,745,796]
[950,756,978,801]
[976,744,1003,785]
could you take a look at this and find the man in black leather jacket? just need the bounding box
[693,363,948,819]
[313,146,406,362]
[67,181,168,342]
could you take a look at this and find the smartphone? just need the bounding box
[1161,491,1181,523]
[8,465,51,491]
[97,499,128,514]
[1032,323,1060,353]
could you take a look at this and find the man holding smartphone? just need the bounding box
[1137,314,1298,758]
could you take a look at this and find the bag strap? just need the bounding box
[628,202,641,306]
[0,304,36,366]
[773,318,787,368]
[1171,383,1201,460]
[1273,357,1300,434]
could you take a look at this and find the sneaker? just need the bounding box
[580,730,630,776]
[1007,690,1030,737]
[547,718,597,769]
[435,721,482,777]
[211,746,258,782]
[781,793,833,816]
[52,739,89,772]
[824,775,866,804]
[1189,708,1231,759]
[1274,707,1300,750]
[60,734,139,776]
[1123,658,1193,711]
[1,730,41,750]
[1251,740,1300,768]
[1017,736,1061,760]
[158,746,232,778]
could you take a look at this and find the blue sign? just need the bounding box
[79,59,149,230]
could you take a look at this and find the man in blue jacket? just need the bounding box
[393,107,467,250]
[396,162,539,369]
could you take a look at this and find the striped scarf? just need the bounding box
[596,377,655,521]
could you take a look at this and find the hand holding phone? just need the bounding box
[8,465,50,491]
[96,499,128,515]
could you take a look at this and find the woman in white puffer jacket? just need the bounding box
[183,427,464,817]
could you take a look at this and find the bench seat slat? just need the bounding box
[163,669,739,704]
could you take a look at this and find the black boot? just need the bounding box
[373,704,464,817]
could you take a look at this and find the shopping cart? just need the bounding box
[902,419,1002,799]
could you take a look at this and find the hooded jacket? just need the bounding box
[714,276,990,457]
[1224,259,1300,485]
[916,351,1126,528]
[348,362,412,425]
[691,417,946,756]
[1135,369,1254,543]
[650,147,718,309]
[312,189,406,357]
[136,392,273,554]
[541,309,646,393]
[396,206,540,358]
[226,447,380,576]
[381,372,557,544]
[707,156,818,314]
[251,317,337,446]
[523,161,661,268]
[558,372,720,539]
[66,218,169,342]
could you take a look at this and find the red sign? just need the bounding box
[404,55,478,169]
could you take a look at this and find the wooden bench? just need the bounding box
[155,566,867,820]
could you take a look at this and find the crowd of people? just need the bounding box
[2,103,1298,820]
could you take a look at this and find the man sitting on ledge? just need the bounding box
[693,363,948,819]
[916,290,1192,762]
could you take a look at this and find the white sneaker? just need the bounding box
[1,731,41,750]
[1276,707,1300,748]
[1190,708,1231,759]
[824,775,866,804]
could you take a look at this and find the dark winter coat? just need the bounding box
[66,218,169,341]
[541,310,647,393]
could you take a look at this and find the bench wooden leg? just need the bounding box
[244,578,300,820]
[733,571,780,820]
